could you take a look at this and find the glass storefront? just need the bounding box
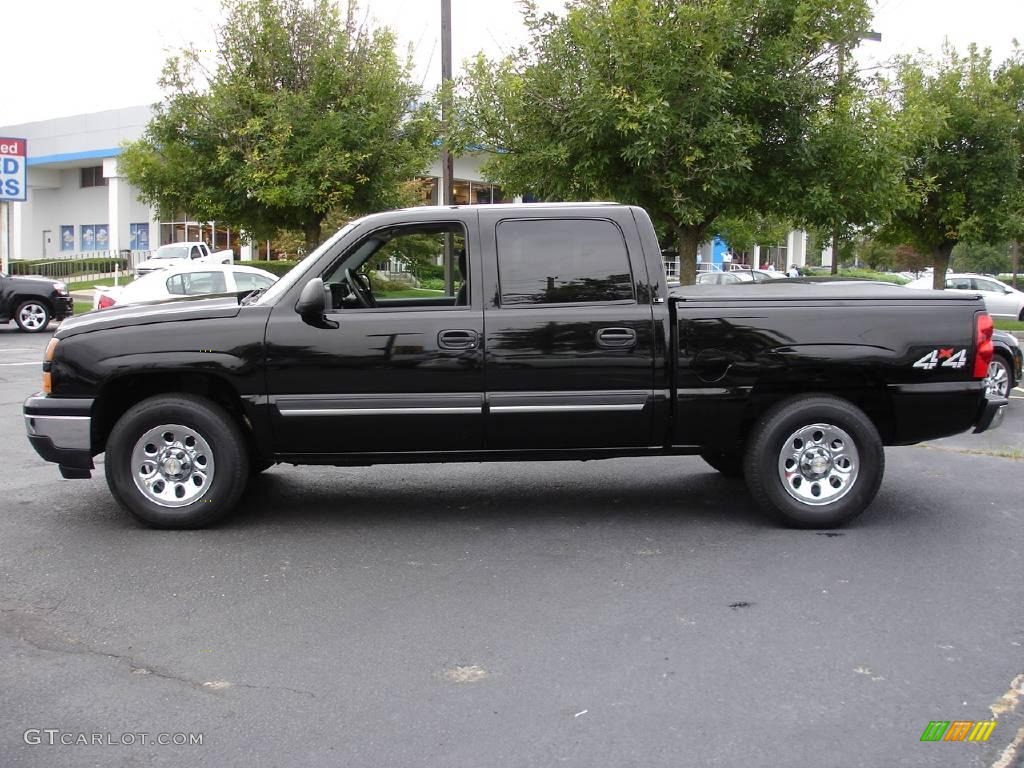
[417,177,513,206]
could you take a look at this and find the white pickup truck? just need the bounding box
[134,242,234,278]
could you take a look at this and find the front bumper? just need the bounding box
[973,395,1008,434]
[53,294,74,319]
[24,395,94,478]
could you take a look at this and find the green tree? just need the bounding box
[799,75,908,275]
[951,242,1011,274]
[878,46,1020,289]
[453,0,873,284]
[996,47,1024,287]
[120,0,436,251]
[713,214,792,257]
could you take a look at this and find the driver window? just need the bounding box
[322,222,469,310]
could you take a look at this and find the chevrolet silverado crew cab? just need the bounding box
[24,204,1006,529]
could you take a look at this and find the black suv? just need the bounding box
[0,271,74,332]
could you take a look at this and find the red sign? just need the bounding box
[0,138,26,156]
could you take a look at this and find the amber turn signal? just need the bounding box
[42,338,58,393]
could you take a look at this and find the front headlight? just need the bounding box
[52,281,68,295]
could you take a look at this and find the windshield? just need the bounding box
[153,245,191,260]
[254,220,360,306]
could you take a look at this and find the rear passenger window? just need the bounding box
[496,219,634,305]
[166,271,227,296]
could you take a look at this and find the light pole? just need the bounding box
[440,0,455,293]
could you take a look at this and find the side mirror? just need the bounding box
[295,277,338,329]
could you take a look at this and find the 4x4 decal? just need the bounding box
[913,348,967,370]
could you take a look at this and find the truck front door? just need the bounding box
[264,212,484,456]
[479,211,658,450]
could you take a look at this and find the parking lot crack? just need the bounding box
[5,629,316,699]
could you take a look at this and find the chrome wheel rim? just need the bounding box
[986,361,1009,399]
[778,423,859,506]
[131,424,215,508]
[18,303,47,330]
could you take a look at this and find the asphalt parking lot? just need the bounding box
[1,324,1022,767]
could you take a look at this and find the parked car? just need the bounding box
[25,203,1005,530]
[988,330,1022,399]
[134,242,234,279]
[93,264,278,310]
[697,269,781,285]
[906,273,1024,320]
[0,270,73,332]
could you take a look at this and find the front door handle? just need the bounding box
[596,327,637,349]
[438,329,479,350]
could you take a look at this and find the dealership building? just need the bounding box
[0,104,820,271]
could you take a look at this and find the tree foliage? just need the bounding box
[712,213,793,255]
[120,0,436,250]
[799,71,908,273]
[453,0,873,283]
[878,46,1021,289]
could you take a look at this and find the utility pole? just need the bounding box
[830,31,881,275]
[440,0,455,294]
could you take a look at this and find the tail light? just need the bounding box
[98,294,117,310]
[973,312,993,379]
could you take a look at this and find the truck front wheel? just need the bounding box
[104,394,250,528]
[744,395,884,528]
[15,300,51,332]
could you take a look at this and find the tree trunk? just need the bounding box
[303,220,322,256]
[675,225,704,286]
[830,222,840,275]
[931,242,954,290]
[1011,240,1020,290]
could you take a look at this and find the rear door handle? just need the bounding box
[596,327,637,349]
[438,329,479,350]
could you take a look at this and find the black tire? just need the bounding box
[700,450,744,477]
[14,300,51,333]
[986,355,1012,399]
[744,395,884,528]
[104,394,250,528]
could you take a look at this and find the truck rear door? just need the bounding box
[478,209,657,449]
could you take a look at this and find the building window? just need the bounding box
[60,225,75,252]
[129,223,150,250]
[80,166,108,188]
[80,224,109,252]
[496,218,635,306]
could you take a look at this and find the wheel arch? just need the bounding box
[92,372,261,461]
[13,294,54,312]
[742,371,897,445]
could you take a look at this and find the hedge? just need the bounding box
[243,260,299,277]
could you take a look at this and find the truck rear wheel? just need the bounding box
[104,394,249,528]
[744,395,883,528]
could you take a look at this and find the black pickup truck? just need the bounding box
[1,271,73,332]
[24,203,1006,529]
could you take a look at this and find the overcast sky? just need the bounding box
[1,0,1021,127]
